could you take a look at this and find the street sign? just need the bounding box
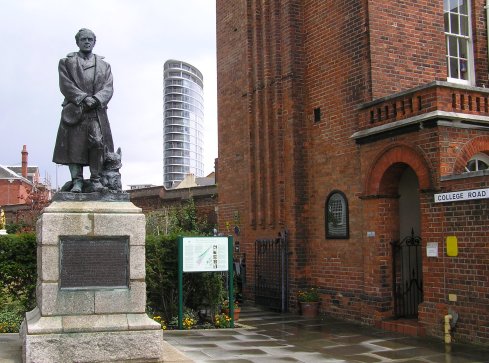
[434,188,489,203]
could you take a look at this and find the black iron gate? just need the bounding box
[391,229,423,318]
[254,231,288,312]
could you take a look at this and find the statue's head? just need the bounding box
[75,28,96,53]
[75,28,96,42]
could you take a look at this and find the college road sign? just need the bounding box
[434,188,489,203]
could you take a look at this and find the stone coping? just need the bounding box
[52,191,130,202]
[23,307,160,335]
[43,200,141,214]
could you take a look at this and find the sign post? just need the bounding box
[228,235,234,328]
[178,236,234,329]
[178,237,183,330]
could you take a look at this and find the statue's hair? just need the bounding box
[75,28,96,42]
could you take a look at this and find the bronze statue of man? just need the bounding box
[53,28,114,193]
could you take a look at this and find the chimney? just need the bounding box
[21,145,28,178]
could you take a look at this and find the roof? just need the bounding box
[195,176,215,187]
[174,173,216,189]
[7,166,39,183]
[0,165,22,179]
[0,165,33,185]
[7,166,39,175]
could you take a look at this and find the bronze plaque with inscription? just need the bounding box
[60,236,129,289]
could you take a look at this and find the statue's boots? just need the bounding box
[88,179,105,192]
[88,148,105,192]
[69,164,84,193]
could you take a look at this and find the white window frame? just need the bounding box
[464,152,489,172]
[444,0,474,85]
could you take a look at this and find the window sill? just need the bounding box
[441,169,489,181]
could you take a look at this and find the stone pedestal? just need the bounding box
[20,199,164,362]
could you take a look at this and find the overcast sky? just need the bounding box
[0,0,217,190]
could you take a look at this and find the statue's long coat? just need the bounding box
[52,52,114,165]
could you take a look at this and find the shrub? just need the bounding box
[146,198,222,324]
[168,309,198,330]
[151,315,167,330]
[5,222,27,235]
[146,209,171,236]
[146,198,215,237]
[0,233,37,333]
[297,287,320,302]
[146,233,180,320]
[181,310,198,330]
[214,313,232,329]
[0,309,23,333]
[146,233,226,323]
[0,233,37,311]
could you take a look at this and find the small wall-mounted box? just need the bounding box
[446,236,458,257]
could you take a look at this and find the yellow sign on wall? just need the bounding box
[446,236,458,257]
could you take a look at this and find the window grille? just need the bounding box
[325,191,349,239]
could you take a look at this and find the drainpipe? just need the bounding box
[444,314,452,344]
[444,308,458,344]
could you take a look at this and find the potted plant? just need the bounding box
[297,288,320,318]
[221,299,241,322]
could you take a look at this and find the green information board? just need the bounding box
[178,236,234,329]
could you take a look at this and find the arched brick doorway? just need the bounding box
[393,166,422,318]
[365,145,432,319]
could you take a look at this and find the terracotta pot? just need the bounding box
[300,301,320,318]
[222,307,241,322]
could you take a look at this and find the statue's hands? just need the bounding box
[83,96,99,109]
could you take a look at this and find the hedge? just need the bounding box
[0,232,225,332]
[0,233,37,332]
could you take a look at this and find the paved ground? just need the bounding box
[164,305,489,363]
[2,305,489,362]
[0,334,20,363]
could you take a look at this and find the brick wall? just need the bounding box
[129,185,218,227]
[216,0,310,300]
[368,0,447,98]
[0,179,32,206]
[217,0,489,344]
[301,0,369,319]
[215,0,253,294]
[420,175,489,343]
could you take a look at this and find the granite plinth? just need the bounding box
[21,328,163,363]
[21,200,163,362]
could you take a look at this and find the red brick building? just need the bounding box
[0,165,32,207]
[128,182,217,229]
[216,1,489,344]
[0,146,51,226]
[0,146,35,207]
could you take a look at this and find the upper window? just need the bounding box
[325,191,349,239]
[444,0,473,84]
[465,153,489,172]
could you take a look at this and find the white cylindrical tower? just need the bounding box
[163,60,204,188]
